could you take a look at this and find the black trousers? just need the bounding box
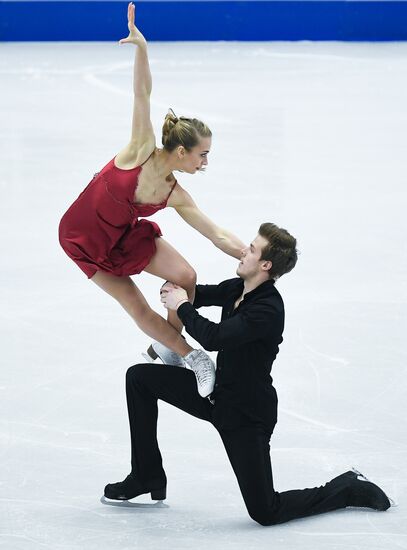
[126,363,351,526]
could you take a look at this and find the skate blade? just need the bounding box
[141,352,155,363]
[100,496,167,508]
[389,496,398,507]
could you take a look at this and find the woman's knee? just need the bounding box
[174,267,197,291]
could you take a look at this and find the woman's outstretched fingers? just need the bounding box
[119,2,146,46]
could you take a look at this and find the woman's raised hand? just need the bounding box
[119,2,147,47]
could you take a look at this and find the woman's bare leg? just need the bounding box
[91,271,192,356]
[144,237,197,334]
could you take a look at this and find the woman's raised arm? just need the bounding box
[115,2,155,168]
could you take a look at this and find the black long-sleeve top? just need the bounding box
[177,277,285,431]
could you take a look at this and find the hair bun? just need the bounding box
[167,108,178,125]
[161,110,212,151]
[162,109,179,147]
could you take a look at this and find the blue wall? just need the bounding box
[1,0,407,41]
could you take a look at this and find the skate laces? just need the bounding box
[189,351,214,384]
[194,360,213,384]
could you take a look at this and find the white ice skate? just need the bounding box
[142,341,185,367]
[184,349,216,398]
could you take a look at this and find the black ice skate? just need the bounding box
[104,474,166,501]
[342,469,392,511]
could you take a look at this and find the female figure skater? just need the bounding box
[58,2,245,397]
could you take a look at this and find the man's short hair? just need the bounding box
[258,222,298,279]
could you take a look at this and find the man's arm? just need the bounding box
[161,279,240,309]
[160,283,279,351]
[193,279,241,309]
[177,301,276,352]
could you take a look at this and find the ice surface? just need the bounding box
[0,41,406,549]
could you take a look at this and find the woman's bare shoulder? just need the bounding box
[167,181,195,209]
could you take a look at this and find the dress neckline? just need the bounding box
[131,163,177,208]
[112,154,177,208]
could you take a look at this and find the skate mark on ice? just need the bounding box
[299,329,349,366]
[0,533,54,548]
[306,357,321,408]
[0,497,106,518]
[366,515,407,549]
[279,408,355,433]
[292,530,407,538]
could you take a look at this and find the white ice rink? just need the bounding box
[1,40,406,549]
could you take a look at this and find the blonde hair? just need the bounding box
[162,109,212,152]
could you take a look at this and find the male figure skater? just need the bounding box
[104,222,391,525]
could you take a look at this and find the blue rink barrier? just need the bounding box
[1,0,407,41]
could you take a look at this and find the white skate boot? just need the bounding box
[142,342,185,368]
[184,349,216,398]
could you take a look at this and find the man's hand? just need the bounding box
[160,281,177,294]
[160,284,189,311]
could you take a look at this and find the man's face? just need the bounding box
[236,234,270,280]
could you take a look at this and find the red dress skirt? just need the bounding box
[59,158,176,278]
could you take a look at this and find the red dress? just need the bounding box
[59,157,177,278]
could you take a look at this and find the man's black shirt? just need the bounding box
[177,277,285,430]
